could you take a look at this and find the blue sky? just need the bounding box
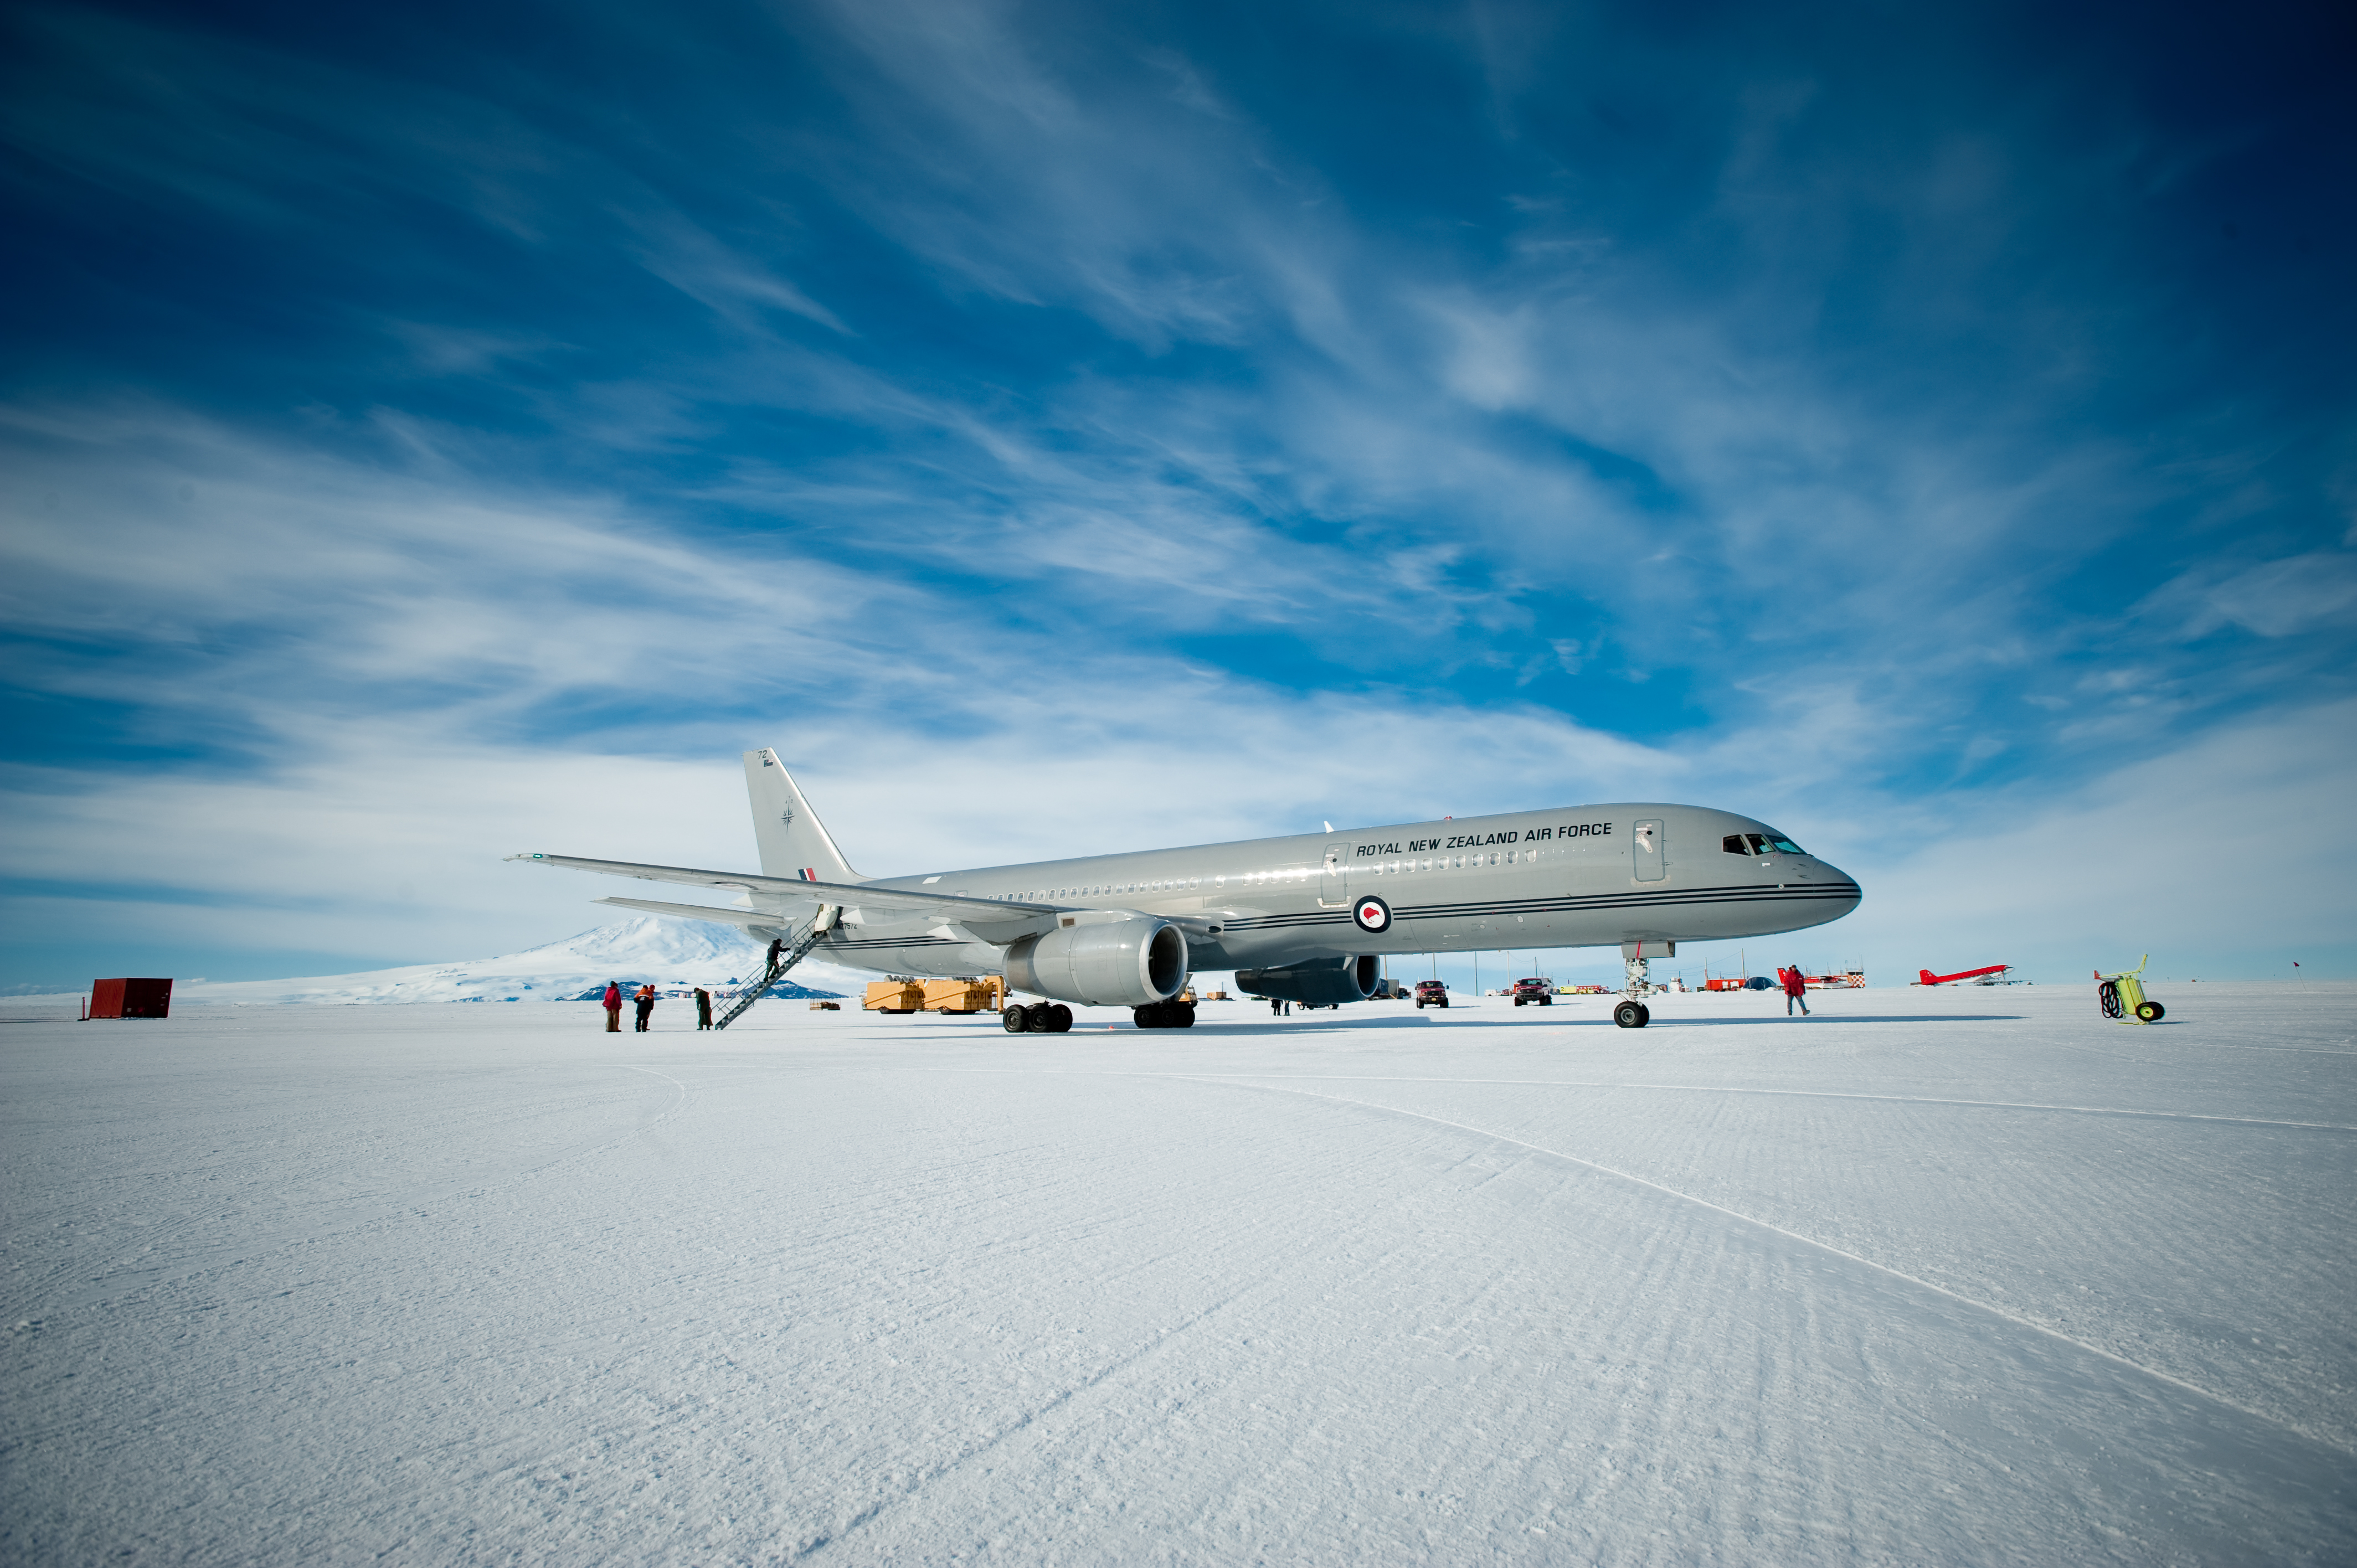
[3,0,2352,989]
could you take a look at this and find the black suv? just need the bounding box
[1511,977,1555,1007]
[1413,979,1449,1009]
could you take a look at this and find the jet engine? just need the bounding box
[1236,955,1380,1007]
[1005,916,1190,1007]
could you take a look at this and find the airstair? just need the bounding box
[713,912,833,1031]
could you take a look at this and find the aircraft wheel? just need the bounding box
[1636,1003,1651,1027]
[1613,1000,1644,1029]
[2136,1000,2164,1022]
[1027,1004,1057,1033]
[1048,1004,1073,1033]
[1133,1004,1160,1029]
[1177,1001,1197,1028]
[1002,1005,1027,1033]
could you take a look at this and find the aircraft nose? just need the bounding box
[1818,860,1862,911]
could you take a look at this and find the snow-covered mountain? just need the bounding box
[174,916,855,1005]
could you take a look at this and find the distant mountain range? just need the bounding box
[164,916,855,1005]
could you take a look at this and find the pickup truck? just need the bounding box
[1413,979,1450,1009]
[1510,976,1555,1007]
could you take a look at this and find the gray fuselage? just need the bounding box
[815,802,1860,978]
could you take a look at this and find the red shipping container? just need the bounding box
[89,978,173,1019]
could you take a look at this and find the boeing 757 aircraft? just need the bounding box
[513,749,1861,1032]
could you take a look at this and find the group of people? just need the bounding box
[600,982,718,1031]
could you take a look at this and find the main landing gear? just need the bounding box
[1002,1002,1073,1033]
[1133,999,1197,1029]
[1615,951,1653,1029]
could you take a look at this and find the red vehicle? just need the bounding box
[1414,979,1450,1009]
[1511,977,1555,1007]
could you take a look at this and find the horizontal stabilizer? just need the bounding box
[593,896,802,935]
[511,852,1062,925]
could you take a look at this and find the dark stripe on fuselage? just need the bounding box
[1223,882,1862,931]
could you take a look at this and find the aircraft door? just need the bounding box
[1632,819,1666,881]
[1319,843,1349,907]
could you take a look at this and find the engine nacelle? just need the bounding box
[1236,955,1380,1007]
[1005,915,1190,1007]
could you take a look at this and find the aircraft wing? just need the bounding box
[509,852,1064,927]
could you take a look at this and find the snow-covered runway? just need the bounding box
[5,984,2351,1563]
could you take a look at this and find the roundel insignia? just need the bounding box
[1353,896,1392,933]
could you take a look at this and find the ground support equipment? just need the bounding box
[713,909,835,1031]
[2096,955,2164,1024]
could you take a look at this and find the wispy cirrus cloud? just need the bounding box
[1,0,2350,982]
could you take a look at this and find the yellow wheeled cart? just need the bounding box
[2096,955,2165,1023]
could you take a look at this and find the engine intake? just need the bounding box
[1236,955,1380,1007]
[1006,915,1189,1007]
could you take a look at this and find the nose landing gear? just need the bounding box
[1616,947,1655,1028]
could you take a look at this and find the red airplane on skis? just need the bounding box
[1913,963,2013,986]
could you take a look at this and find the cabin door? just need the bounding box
[1632,819,1666,881]
[1319,843,1349,907]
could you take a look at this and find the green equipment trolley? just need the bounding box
[2096,955,2164,1023]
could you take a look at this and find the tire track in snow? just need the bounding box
[1175,1073,2357,1460]
[780,1084,1467,1560]
[1157,1073,2357,1134]
[788,1282,1266,1561]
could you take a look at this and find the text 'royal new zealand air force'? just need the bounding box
[1359,822,1613,856]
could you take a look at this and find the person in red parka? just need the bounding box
[603,980,622,1032]
[1782,964,1810,1017]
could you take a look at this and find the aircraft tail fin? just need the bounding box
[1918,969,1938,986]
[744,749,862,884]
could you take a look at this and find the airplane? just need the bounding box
[1913,963,2013,986]
[511,748,1863,1033]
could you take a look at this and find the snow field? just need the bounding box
[3,982,2350,1564]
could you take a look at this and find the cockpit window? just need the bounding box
[1728,831,1807,855]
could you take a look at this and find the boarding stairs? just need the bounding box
[713,914,832,1031]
